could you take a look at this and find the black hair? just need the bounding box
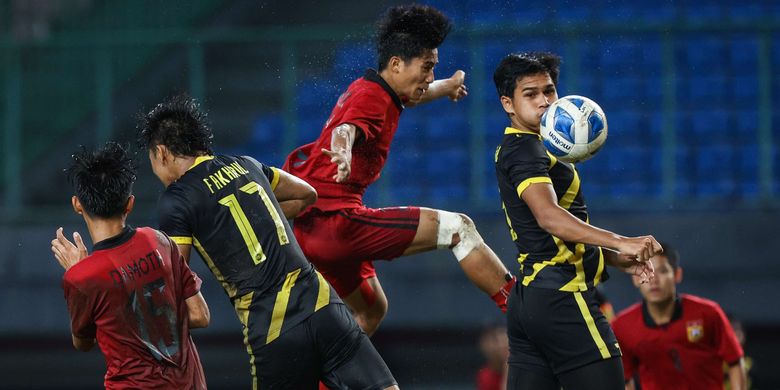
[376,4,452,70]
[137,94,214,156]
[493,52,562,98]
[658,241,680,270]
[67,142,136,219]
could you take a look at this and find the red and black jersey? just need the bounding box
[62,227,205,390]
[612,294,744,390]
[494,127,606,292]
[283,69,405,211]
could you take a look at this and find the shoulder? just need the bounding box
[63,253,103,287]
[681,294,726,316]
[498,133,549,163]
[613,302,643,329]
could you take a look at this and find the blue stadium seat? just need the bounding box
[687,75,728,106]
[391,184,424,205]
[602,77,644,109]
[679,37,727,76]
[297,117,325,145]
[425,110,468,146]
[682,4,725,25]
[606,109,643,146]
[732,109,759,141]
[550,5,593,24]
[332,42,374,78]
[675,146,695,198]
[728,3,765,23]
[695,145,736,197]
[687,109,731,144]
[425,149,469,186]
[731,76,759,109]
[729,35,759,70]
[428,183,469,206]
[735,144,759,198]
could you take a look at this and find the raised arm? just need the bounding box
[406,70,468,107]
[321,123,357,183]
[522,182,661,264]
[273,169,318,219]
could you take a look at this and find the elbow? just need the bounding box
[72,338,95,352]
[304,187,318,208]
[189,306,210,329]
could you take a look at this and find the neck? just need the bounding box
[166,155,200,187]
[646,296,676,325]
[511,118,539,134]
[84,215,127,244]
[377,68,404,99]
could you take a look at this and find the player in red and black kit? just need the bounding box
[612,242,746,390]
[51,142,209,389]
[283,4,515,336]
[138,95,398,389]
[492,52,661,390]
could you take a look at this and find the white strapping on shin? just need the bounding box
[436,210,484,261]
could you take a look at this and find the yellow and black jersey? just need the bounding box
[495,127,607,292]
[158,155,337,345]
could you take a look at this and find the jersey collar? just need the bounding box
[188,155,215,171]
[504,127,540,138]
[641,295,683,328]
[93,226,136,252]
[363,69,404,111]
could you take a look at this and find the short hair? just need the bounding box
[493,52,562,98]
[376,4,452,71]
[137,94,214,157]
[67,142,136,219]
[658,241,680,270]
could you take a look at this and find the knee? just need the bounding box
[436,210,483,260]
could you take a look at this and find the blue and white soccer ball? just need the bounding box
[540,95,608,163]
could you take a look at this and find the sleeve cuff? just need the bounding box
[170,236,193,245]
[516,177,553,198]
[270,167,281,191]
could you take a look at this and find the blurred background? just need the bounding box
[0,0,778,388]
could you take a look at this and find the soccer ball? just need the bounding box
[540,95,608,163]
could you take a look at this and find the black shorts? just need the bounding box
[250,303,396,389]
[507,283,622,376]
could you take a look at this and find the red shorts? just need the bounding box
[293,206,420,296]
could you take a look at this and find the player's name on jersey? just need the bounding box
[108,250,164,286]
[202,161,250,194]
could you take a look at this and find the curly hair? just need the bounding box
[137,94,214,156]
[376,4,452,70]
[67,142,136,218]
[493,52,562,98]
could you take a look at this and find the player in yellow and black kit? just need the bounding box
[492,53,662,390]
[138,95,398,390]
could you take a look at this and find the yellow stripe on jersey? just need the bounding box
[170,236,193,245]
[270,167,281,191]
[593,248,606,286]
[188,155,215,171]
[546,151,559,169]
[504,127,541,137]
[234,291,258,390]
[502,202,518,241]
[267,268,302,344]
[574,291,611,359]
[193,238,238,298]
[315,271,330,312]
[558,167,581,209]
[516,177,553,199]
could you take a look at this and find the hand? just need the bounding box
[321,148,351,183]
[51,227,88,271]
[447,70,468,102]
[611,252,655,284]
[615,235,662,263]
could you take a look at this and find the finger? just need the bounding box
[74,232,86,251]
[321,149,336,157]
[453,70,465,81]
[56,227,68,245]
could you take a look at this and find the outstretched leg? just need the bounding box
[403,207,515,310]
